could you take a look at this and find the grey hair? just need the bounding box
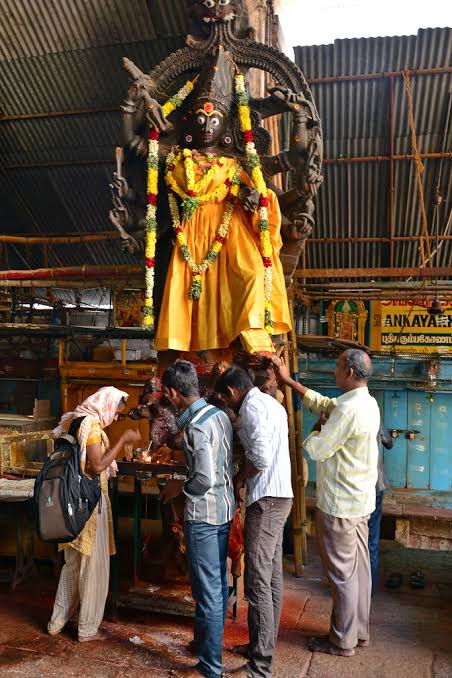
[342,349,373,382]
[162,360,199,397]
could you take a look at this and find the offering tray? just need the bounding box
[116,460,186,478]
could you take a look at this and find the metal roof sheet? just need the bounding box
[0,9,450,277]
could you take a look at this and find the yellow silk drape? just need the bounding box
[155,155,291,352]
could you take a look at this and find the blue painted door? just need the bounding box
[430,393,452,490]
[382,391,408,488]
[407,392,430,489]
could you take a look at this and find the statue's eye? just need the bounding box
[211,117,221,127]
[203,0,215,8]
[197,114,207,125]
[219,0,231,4]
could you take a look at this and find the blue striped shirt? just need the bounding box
[238,388,293,506]
[177,399,235,525]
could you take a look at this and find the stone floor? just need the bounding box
[1,542,452,678]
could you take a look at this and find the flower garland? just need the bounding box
[165,150,233,221]
[143,78,195,330]
[167,160,242,300]
[235,73,274,334]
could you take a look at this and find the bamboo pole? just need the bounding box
[0,232,121,246]
[289,301,308,563]
[283,341,303,576]
[0,264,142,281]
[0,278,142,288]
[293,266,452,279]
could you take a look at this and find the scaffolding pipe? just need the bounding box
[307,65,452,85]
[307,235,452,244]
[323,151,452,165]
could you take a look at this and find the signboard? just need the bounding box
[370,300,452,354]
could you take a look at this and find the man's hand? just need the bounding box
[312,413,327,433]
[271,355,291,386]
[160,479,184,504]
[239,186,259,213]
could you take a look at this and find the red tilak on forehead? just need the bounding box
[203,102,214,113]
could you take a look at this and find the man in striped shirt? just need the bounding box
[161,360,235,678]
[216,366,293,678]
[273,349,380,658]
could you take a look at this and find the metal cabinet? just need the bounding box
[301,386,452,491]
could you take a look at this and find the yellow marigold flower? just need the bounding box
[212,241,222,253]
[162,101,176,117]
[239,106,252,131]
[265,324,273,335]
[231,184,240,197]
[176,233,186,245]
[144,298,152,308]
[193,274,202,281]
[147,174,158,195]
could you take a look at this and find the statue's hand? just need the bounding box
[109,206,130,239]
[120,235,142,255]
[110,172,129,200]
[267,86,307,113]
[127,80,172,134]
[239,186,260,213]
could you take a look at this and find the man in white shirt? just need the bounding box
[273,349,380,658]
[216,366,293,678]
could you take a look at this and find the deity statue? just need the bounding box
[109,0,323,355]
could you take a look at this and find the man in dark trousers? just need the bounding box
[216,366,293,678]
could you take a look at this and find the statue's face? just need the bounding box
[196,0,241,24]
[191,103,227,148]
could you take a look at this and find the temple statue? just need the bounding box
[109,0,323,355]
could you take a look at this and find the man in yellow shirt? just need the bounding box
[273,349,380,657]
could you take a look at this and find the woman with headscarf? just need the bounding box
[47,386,141,642]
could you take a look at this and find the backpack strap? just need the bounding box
[68,416,86,438]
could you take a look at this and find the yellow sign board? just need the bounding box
[370,300,452,353]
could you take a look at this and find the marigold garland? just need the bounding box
[165,150,234,221]
[167,162,242,300]
[235,73,274,334]
[143,78,195,330]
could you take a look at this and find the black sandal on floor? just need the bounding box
[410,571,425,589]
[385,573,403,589]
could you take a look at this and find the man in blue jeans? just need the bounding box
[161,360,235,678]
[368,426,393,594]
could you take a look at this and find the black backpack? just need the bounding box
[34,417,102,543]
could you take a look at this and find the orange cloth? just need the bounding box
[155,155,291,352]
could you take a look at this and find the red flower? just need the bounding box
[175,226,183,234]
[244,130,254,143]
[259,196,269,207]
[169,164,175,171]
[263,257,272,268]
[145,257,156,268]
[225,178,231,187]
[149,129,159,141]
[187,189,196,197]
[148,194,157,205]
[216,235,226,244]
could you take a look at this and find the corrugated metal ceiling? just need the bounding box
[295,27,452,274]
[0,2,450,276]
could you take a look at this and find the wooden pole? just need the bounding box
[289,302,308,563]
[284,342,303,576]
